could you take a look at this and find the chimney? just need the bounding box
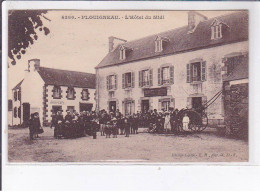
[188,11,208,32]
[28,59,40,72]
[108,36,127,52]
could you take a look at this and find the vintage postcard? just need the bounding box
[7,9,249,163]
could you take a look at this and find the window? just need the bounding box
[192,62,201,82]
[67,106,74,113]
[18,90,21,101]
[120,47,126,60]
[14,91,17,101]
[143,70,149,86]
[66,87,75,100]
[155,39,163,52]
[14,107,17,118]
[18,106,21,118]
[124,100,134,116]
[162,100,170,111]
[211,23,222,40]
[122,72,134,89]
[158,65,174,85]
[108,91,115,98]
[53,86,62,99]
[107,75,117,90]
[187,61,206,83]
[139,69,153,87]
[82,89,90,100]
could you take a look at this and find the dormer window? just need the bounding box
[211,19,223,40]
[155,36,169,52]
[155,39,163,52]
[119,46,126,60]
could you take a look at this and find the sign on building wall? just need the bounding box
[144,87,167,97]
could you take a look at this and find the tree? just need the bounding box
[8,10,50,66]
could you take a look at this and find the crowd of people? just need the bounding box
[29,108,190,140]
[49,108,187,139]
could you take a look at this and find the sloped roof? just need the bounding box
[96,11,248,69]
[12,79,24,90]
[37,67,96,89]
[223,61,248,82]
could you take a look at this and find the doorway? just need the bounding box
[22,103,30,123]
[192,97,202,114]
[109,101,116,113]
[141,100,149,113]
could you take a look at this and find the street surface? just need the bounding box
[8,127,248,163]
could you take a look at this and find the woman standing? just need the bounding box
[32,112,44,138]
[28,113,35,140]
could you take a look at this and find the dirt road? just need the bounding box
[8,127,248,163]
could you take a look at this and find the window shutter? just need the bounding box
[187,97,192,109]
[158,68,161,85]
[106,76,109,90]
[115,75,117,90]
[139,71,142,87]
[186,64,191,83]
[131,72,135,88]
[170,66,174,84]
[122,73,125,89]
[149,69,153,86]
[201,61,206,81]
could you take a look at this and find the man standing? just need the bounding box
[124,117,130,137]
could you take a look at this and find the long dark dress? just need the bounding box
[32,117,43,135]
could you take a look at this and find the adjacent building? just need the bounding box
[223,55,248,137]
[96,11,248,126]
[12,59,96,126]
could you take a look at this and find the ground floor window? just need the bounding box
[52,105,62,114]
[67,106,75,113]
[123,100,134,116]
[14,107,17,118]
[159,98,174,111]
[79,103,93,112]
[161,100,170,111]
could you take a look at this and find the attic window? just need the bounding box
[119,46,126,60]
[155,39,163,52]
[211,20,223,40]
[155,36,168,52]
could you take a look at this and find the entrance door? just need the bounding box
[192,97,202,114]
[141,100,149,113]
[109,101,116,113]
[22,103,30,123]
[52,105,62,114]
[79,103,93,112]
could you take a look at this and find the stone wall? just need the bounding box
[224,82,248,138]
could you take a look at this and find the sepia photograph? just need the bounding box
[7,9,249,163]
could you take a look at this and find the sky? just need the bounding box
[7,10,236,98]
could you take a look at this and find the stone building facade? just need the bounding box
[12,59,96,126]
[96,11,248,126]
